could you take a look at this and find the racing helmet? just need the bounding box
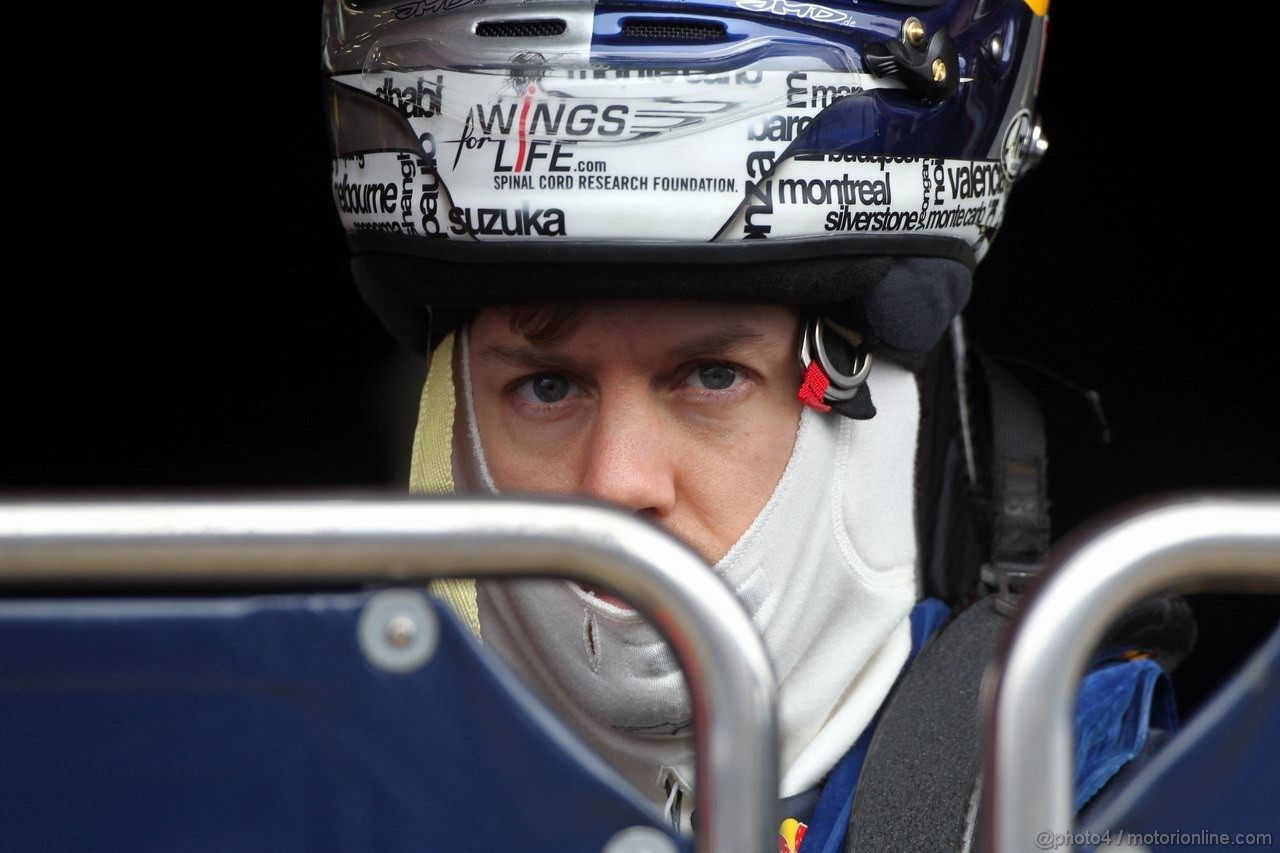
[322,0,1049,392]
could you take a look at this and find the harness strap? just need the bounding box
[914,327,1051,601]
[845,597,1006,852]
[976,350,1051,609]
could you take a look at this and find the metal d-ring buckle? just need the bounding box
[799,317,873,402]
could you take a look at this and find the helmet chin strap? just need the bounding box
[798,317,877,419]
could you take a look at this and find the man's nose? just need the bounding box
[578,395,677,518]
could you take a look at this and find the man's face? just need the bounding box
[469,300,804,574]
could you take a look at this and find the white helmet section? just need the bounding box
[330,66,1016,260]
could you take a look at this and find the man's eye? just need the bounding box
[683,363,739,391]
[516,373,578,404]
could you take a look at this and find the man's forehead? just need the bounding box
[473,302,796,370]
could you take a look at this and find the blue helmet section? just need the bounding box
[591,0,1043,160]
[0,593,688,853]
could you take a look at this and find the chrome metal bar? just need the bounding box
[986,496,1280,853]
[0,496,779,853]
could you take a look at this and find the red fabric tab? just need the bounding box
[798,360,832,413]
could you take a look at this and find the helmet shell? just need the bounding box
[322,0,1048,350]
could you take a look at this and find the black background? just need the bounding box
[5,5,1276,711]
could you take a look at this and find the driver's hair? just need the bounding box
[502,302,582,345]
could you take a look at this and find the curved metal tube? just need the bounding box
[0,495,779,853]
[985,495,1280,853]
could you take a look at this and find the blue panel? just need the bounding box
[1079,623,1280,852]
[0,594,689,853]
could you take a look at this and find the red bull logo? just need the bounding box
[780,817,809,853]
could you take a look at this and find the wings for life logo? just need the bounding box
[449,81,738,174]
[450,84,630,174]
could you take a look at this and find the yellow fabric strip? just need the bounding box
[410,331,482,639]
[1024,0,1049,15]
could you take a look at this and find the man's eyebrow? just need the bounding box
[665,323,770,359]
[479,345,582,372]
[479,322,772,371]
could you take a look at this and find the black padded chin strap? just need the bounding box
[862,257,972,352]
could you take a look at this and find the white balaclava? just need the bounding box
[413,325,920,829]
